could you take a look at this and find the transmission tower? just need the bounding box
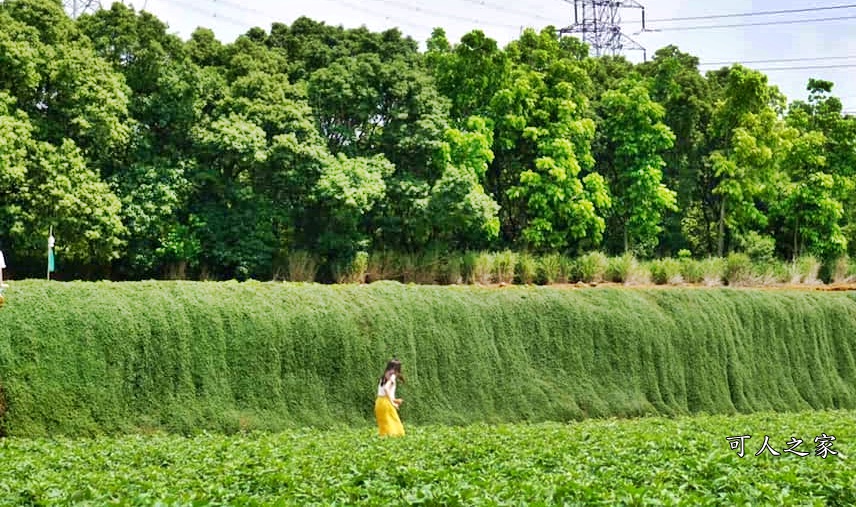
[558,0,648,61]
[63,0,101,19]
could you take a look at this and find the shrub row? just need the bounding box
[285,250,856,286]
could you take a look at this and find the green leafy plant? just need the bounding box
[472,252,494,285]
[791,255,822,285]
[576,252,609,283]
[699,257,726,286]
[287,250,318,282]
[724,252,754,286]
[516,252,538,284]
[649,258,683,285]
[606,253,636,283]
[0,412,853,505]
[334,251,368,283]
[678,258,704,284]
[493,250,517,284]
[538,253,562,285]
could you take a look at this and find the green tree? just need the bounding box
[223,34,289,80]
[0,1,129,276]
[427,116,500,249]
[491,28,608,251]
[0,95,125,273]
[426,29,511,121]
[186,27,225,68]
[704,66,784,256]
[639,46,713,255]
[189,112,270,277]
[584,55,635,102]
[769,81,849,260]
[0,8,44,103]
[595,78,677,255]
[773,163,845,261]
[268,17,420,82]
[78,3,200,277]
[1,0,132,168]
[307,47,451,251]
[0,96,32,224]
[309,154,395,266]
[1,0,76,46]
[787,80,856,257]
[308,52,449,176]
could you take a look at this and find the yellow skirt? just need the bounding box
[375,396,405,437]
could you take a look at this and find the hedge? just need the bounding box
[0,280,854,436]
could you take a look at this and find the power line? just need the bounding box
[649,14,856,32]
[208,0,436,33]
[187,0,528,34]
[455,0,554,23]
[167,0,253,29]
[753,64,856,72]
[169,0,437,35]
[358,0,522,30]
[210,0,267,18]
[215,0,438,33]
[648,3,856,23]
[318,0,437,32]
[699,55,856,67]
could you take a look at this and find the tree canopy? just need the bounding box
[1,0,854,280]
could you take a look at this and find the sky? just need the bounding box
[130,0,856,113]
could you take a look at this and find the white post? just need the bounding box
[48,226,54,281]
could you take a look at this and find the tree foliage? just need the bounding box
[1,3,854,279]
[595,77,676,254]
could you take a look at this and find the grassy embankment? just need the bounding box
[0,280,854,436]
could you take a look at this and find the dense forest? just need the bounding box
[1,0,854,281]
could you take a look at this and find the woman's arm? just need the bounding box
[384,374,397,406]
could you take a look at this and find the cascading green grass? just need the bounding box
[0,280,855,436]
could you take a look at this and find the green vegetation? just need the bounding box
[3,7,852,501]
[0,411,852,505]
[1,281,856,436]
[1,1,855,282]
[248,249,854,287]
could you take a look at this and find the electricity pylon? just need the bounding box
[63,0,101,19]
[558,0,648,61]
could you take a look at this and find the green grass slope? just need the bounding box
[0,280,854,436]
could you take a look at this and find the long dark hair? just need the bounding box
[379,358,404,385]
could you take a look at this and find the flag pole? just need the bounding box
[47,226,53,280]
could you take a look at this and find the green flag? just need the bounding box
[48,229,55,275]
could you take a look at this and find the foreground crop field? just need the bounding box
[0,411,853,506]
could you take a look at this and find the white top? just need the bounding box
[0,250,5,269]
[377,373,397,404]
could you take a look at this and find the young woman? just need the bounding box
[375,358,405,437]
